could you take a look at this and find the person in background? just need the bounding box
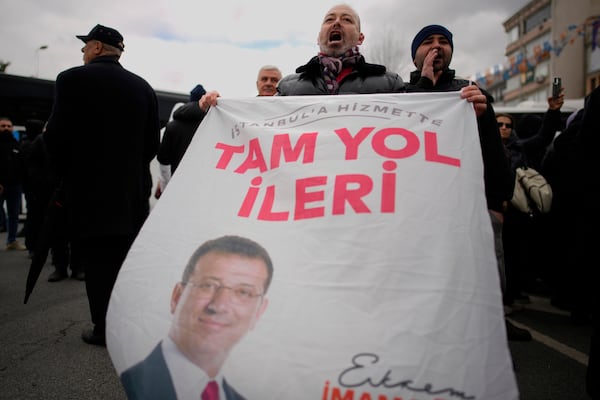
[43,24,160,346]
[541,107,586,321]
[18,119,45,245]
[0,116,26,251]
[573,84,599,400]
[496,88,564,306]
[0,192,5,232]
[408,24,522,341]
[155,65,283,199]
[514,113,562,301]
[24,121,84,282]
[21,119,45,256]
[515,114,549,170]
[154,102,183,200]
[120,235,273,400]
[256,65,282,96]
[155,84,207,198]
[408,24,512,214]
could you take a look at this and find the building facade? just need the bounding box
[484,0,600,106]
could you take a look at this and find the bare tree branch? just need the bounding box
[0,60,10,73]
[362,25,407,74]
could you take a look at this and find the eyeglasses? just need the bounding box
[497,122,513,129]
[183,280,263,305]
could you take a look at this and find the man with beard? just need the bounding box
[200,4,486,114]
[409,24,516,339]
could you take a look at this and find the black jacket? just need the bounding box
[43,55,160,239]
[277,55,406,95]
[503,106,560,178]
[157,101,205,174]
[0,131,23,186]
[409,69,514,212]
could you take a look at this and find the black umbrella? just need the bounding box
[23,184,65,304]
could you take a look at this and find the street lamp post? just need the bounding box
[35,45,48,77]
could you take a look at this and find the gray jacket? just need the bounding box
[277,55,405,96]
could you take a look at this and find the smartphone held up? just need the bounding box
[552,77,562,98]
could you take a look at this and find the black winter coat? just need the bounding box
[0,131,23,186]
[157,101,205,174]
[43,56,160,239]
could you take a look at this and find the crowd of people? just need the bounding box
[492,83,597,396]
[0,3,597,398]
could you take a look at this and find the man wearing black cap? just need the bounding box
[77,24,125,52]
[408,24,526,341]
[43,24,160,346]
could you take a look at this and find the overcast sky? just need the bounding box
[1,0,531,98]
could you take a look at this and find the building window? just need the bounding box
[507,26,519,45]
[535,61,549,83]
[524,5,551,34]
[506,74,521,92]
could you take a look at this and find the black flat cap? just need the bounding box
[76,24,124,51]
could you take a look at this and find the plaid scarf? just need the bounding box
[318,46,361,94]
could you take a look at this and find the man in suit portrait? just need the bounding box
[120,235,274,400]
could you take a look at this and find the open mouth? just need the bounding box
[329,31,342,42]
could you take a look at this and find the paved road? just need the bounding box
[0,229,592,400]
[507,296,592,399]
[0,231,126,400]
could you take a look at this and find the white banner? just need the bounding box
[107,92,518,400]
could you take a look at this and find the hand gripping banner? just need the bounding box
[107,92,518,400]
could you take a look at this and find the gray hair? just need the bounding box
[257,65,282,79]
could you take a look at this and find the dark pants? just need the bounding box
[489,211,506,294]
[503,205,546,302]
[1,184,22,244]
[588,294,599,398]
[75,234,135,336]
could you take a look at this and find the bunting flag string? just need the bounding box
[475,16,600,88]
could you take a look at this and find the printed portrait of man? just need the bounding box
[120,235,274,400]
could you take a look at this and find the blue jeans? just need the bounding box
[2,184,22,244]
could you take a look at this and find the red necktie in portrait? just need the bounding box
[202,380,219,400]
